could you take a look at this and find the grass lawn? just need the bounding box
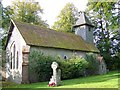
[2,70,120,88]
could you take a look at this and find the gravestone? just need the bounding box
[57,69,61,85]
[49,62,61,86]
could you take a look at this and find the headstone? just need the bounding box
[49,62,61,86]
[57,69,61,85]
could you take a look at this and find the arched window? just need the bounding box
[11,53,12,69]
[13,45,16,69]
[16,51,19,69]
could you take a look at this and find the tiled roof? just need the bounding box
[10,20,99,52]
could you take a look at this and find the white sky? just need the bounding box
[2,0,88,27]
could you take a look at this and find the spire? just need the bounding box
[74,12,94,27]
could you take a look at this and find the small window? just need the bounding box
[64,55,68,60]
[16,51,19,69]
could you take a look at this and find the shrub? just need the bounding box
[29,51,55,82]
[69,56,88,78]
[56,55,88,79]
[56,60,72,79]
[85,53,99,75]
[103,53,120,70]
[29,50,89,81]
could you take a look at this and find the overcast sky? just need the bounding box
[2,0,88,27]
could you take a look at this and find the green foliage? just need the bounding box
[56,60,72,79]
[11,0,48,28]
[1,50,6,67]
[1,5,13,50]
[52,3,78,33]
[86,1,119,70]
[85,53,99,75]
[2,6,13,30]
[103,53,120,70]
[29,51,88,81]
[29,51,55,81]
[68,55,88,78]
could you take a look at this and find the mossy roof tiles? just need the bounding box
[13,20,99,52]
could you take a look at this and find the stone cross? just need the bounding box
[51,62,58,85]
[49,62,61,86]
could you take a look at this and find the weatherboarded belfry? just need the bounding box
[73,12,94,43]
[5,12,106,84]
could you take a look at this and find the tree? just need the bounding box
[86,1,119,70]
[2,6,13,30]
[11,0,48,27]
[1,3,13,50]
[52,3,78,33]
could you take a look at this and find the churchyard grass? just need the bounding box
[2,70,119,88]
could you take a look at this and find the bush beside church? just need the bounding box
[29,50,101,82]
